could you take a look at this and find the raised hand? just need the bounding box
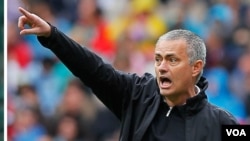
[18,7,51,37]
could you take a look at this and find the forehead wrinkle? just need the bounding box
[155,41,187,58]
[155,52,176,58]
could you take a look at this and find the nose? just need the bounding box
[158,60,169,74]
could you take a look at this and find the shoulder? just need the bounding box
[129,72,158,99]
[133,73,157,88]
[206,102,239,124]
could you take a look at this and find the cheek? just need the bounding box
[172,65,193,82]
[154,67,161,83]
[154,66,159,75]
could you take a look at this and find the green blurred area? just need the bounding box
[0,0,4,140]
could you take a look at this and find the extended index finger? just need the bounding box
[18,7,33,20]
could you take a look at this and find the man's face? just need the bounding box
[155,39,195,98]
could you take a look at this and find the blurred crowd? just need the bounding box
[7,0,250,140]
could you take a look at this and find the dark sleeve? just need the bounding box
[37,25,134,119]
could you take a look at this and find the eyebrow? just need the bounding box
[155,53,176,58]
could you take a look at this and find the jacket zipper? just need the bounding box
[166,107,173,117]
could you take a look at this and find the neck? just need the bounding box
[164,85,200,107]
[164,96,187,107]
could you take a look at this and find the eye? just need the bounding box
[155,56,160,62]
[169,57,178,65]
[155,57,162,65]
[170,57,177,62]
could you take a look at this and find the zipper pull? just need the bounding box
[166,107,173,117]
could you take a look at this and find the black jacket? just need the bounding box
[38,25,238,141]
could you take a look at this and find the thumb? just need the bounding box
[20,27,40,35]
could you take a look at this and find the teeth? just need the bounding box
[163,80,170,84]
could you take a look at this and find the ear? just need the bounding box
[192,60,203,77]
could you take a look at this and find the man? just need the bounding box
[17,7,238,141]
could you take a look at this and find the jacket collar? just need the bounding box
[160,76,209,116]
[178,76,209,116]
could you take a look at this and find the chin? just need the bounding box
[159,89,173,97]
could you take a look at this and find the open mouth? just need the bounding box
[159,76,172,88]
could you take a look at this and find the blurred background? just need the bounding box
[7,0,250,140]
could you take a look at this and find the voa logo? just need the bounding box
[226,129,246,136]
